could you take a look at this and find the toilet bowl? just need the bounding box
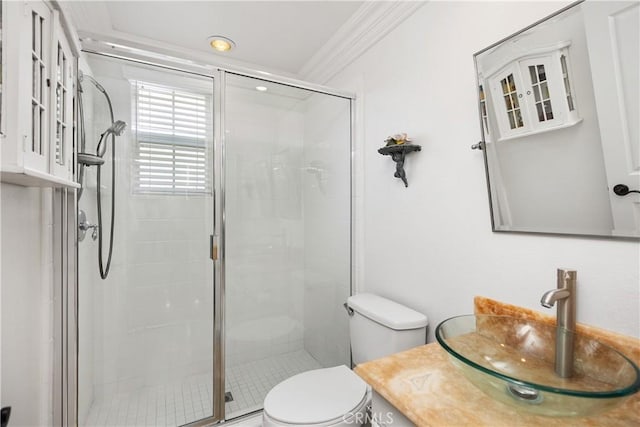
[262,293,428,426]
[263,365,368,427]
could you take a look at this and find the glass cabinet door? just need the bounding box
[51,25,74,179]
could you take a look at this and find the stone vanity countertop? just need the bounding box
[354,297,640,427]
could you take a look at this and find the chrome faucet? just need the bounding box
[540,268,577,378]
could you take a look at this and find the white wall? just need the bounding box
[0,184,54,426]
[328,1,640,341]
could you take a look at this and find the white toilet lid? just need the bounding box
[264,365,368,424]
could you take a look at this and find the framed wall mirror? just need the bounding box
[474,0,639,239]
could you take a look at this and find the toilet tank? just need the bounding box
[347,293,428,365]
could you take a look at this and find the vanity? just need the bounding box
[355,297,640,426]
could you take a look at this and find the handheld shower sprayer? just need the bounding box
[96,120,128,158]
[77,70,128,280]
[109,120,127,136]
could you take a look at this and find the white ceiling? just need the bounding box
[66,1,364,76]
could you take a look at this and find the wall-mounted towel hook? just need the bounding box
[471,141,483,150]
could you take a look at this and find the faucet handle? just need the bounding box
[557,268,577,277]
[557,268,576,289]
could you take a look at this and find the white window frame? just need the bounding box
[132,81,212,195]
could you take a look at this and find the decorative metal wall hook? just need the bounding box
[378,133,421,187]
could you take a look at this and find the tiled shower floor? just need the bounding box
[83,350,322,426]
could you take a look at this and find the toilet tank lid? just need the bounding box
[347,293,428,330]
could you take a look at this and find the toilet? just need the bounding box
[263,293,428,426]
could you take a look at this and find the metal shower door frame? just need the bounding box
[71,44,356,426]
[215,69,357,421]
[72,51,224,425]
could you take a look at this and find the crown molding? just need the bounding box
[299,1,426,85]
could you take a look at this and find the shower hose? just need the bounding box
[96,128,116,280]
[78,76,117,280]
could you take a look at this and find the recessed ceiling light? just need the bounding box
[207,35,235,52]
[256,86,268,92]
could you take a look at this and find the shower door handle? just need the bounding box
[210,235,218,261]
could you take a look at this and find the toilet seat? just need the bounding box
[263,365,368,425]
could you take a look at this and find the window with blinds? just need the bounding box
[133,82,212,194]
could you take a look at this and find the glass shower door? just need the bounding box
[77,53,217,426]
[222,73,352,418]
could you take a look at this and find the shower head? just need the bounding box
[96,120,128,158]
[109,120,127,136]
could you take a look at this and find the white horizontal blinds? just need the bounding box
[134,82,212,194]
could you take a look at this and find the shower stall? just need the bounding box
[75,49,353,425]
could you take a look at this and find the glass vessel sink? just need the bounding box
[436,315,640,417]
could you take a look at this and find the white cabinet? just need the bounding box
[483,42,581,142]
[1,0,79,188]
